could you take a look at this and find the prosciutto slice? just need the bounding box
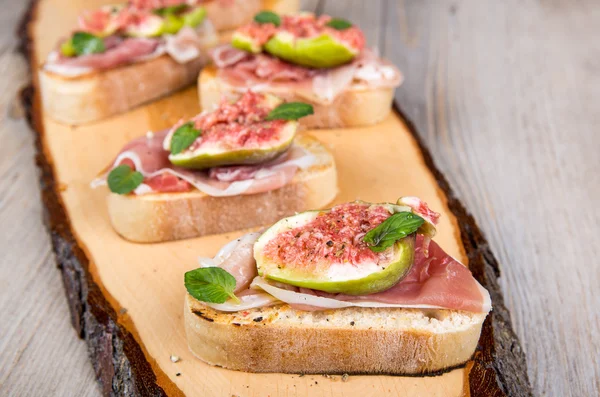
[198,232,261,293]
[91,130,316,197]
[45,20,215,77]
[45,38,160,76]
[202,233,491,313]
[212,46,403,105]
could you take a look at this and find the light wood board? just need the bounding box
[10,2,540,395]
[5,0,598,396]
[37,74,469,397]
[28,0,475,396]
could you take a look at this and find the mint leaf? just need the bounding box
[363,212,424,252]
[170,122,201,155]
[107,165,143,195]
[153,4,188,16]
[266,102,314,121]
[185,267,239,304]
[326,18,353,30]
[254,11,281,26]
[72,32,105,56]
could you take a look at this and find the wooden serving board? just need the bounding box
[20,0,532,396]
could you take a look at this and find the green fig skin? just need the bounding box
[182,7,207,28]
[231,32,262,53]
[162,14,184,34]
[60,39,77,57]
[231,30,359,68]
[168,121,297,170]
[263,32,358,69]
[262,235,415,295]
[254,205,417,295]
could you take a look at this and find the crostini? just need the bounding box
[184,197,491,374]
[39,0,299,124]
[92,91,338,242]
[199,12,403,128]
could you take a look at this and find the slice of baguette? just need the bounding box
[198,65,396,129]
[184,293,487,375]
[106,134,337,243]
[40,54,207,125]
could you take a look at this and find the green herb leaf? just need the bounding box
[107,165,143,195]
[326,18,353,30]
[254,11,281,26]
[170,122,201,155]
[184,267,240,304]
[266,102,314,121]
[153,4,188,16]
[363,212,424,252]
[72,32,105,56]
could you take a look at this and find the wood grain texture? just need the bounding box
[3,1,596,397]
[0,1,99,396]
[382,1,600,397]
[21,0,529,396]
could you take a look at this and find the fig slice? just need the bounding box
[167,121,297,169]
[263,31,360,69]
[164,92,300,169]
[253,202,418,295]
[125,14,165,37]
[231,31,263,54]
[231,13,366,69]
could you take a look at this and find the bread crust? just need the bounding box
[106,134,337,243]
[40,55,206,125]
[198,65,396,129]
[184,293,486,375]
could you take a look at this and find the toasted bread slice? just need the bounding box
[106,134,337,243]
[208,0,300,32]
[184,293,486,375]
[40,54,208,125]
[198,65,396,129]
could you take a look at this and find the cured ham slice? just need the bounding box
[211,45,250,68]
[398,196,441,226]
[164,22,217,63]
[46,9,216,77]
[198,232,261,293]
[212,46,403,105]
[338,235,491,312]
[91,130,316,197]
[45,38,160,75]
[203,233,491,313]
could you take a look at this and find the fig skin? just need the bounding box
[168,121,297,170]
[232,32,262,53]
[254,205,417,295]
[264,32,359,69]
[262,236,415,295]
[169,138,294,169]
[231,31,359,69]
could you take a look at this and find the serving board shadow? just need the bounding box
[19,0,532,396]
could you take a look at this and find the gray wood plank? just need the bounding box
[3,1,598,396]
[319,0,384,47]
[381,1,599,396]
[0,0,100,396]
[299,0,321,13]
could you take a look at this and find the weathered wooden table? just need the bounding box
[0,0,597,396]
